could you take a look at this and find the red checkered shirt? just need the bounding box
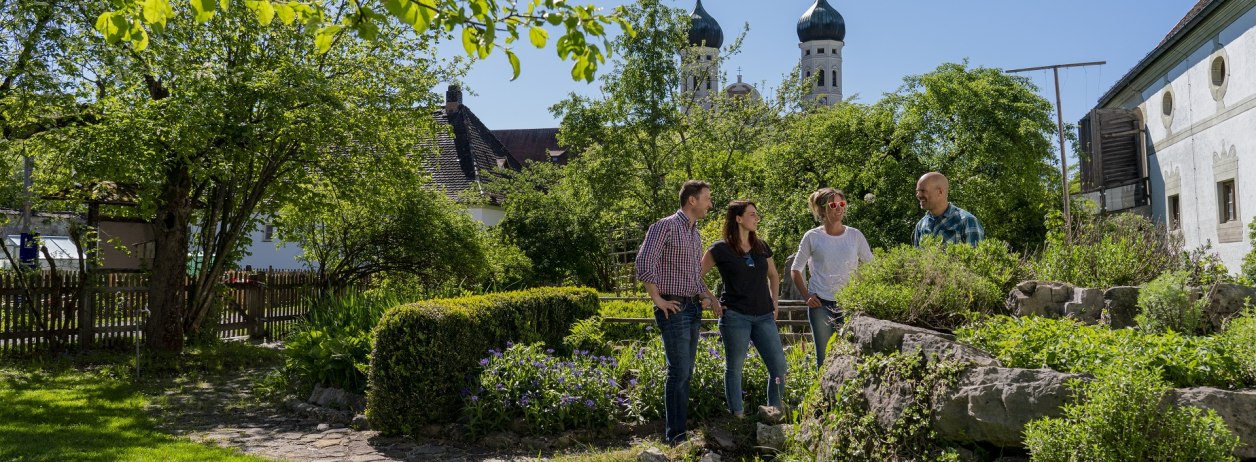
[635,210,706,297]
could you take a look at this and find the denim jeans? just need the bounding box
[718,310,787,414]
[654,299,702,444]
[808,298,842,368]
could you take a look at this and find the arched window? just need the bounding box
[832,70,837,87]
[818,69,825,87]
[706,76,712,90]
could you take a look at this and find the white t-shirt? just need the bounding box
[790,225,874,300]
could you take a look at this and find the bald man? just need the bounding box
[912,172,985,247]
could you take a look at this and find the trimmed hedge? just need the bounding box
[365,287,599,434]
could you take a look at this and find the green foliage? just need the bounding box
[957,315,1255,389]
[284,293,399,394]
[598,300,656,343]
[366,287,599,433]
[1024,367,1239,462]
[464,343,624,436]
[788,345,966,461]
[99,0,632,82]
[488,162,613,290]
[1031,210,1179,288]
[837,237,1019,330]
[1179,243,1235,286]
[614,335,816,424]
[1137,270,1206,336]
[1241,217,1256,284]
[277,175,517,290]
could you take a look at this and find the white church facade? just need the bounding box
[1080,0,1255,272]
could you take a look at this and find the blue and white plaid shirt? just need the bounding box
[913,203,985,247]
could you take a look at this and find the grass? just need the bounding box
[0,341,282,462]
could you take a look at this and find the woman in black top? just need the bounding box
[700,200,787,416]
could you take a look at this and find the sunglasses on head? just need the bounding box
[827,200,847,209]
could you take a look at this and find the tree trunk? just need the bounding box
[145,162,193,352]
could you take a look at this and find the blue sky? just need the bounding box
[440,0,1194,135]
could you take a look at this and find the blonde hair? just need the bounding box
[807,187,846,222]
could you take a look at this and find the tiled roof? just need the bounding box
[427,104,522,204]
[491,128,570,165]
[1097,0,1220,107]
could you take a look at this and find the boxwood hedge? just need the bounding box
[365,287,599,434]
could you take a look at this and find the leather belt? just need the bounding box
[661,293,702,305]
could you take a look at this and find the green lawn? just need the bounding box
[0,366,269,462]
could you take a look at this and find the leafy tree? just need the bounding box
[29,3,446,352]
[550,0,692,225]
[488,161,612,289]
[276,165,499,291]
[96,0,632,81]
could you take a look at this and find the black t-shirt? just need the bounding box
[710,240,774,316]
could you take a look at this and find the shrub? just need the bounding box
[1031,211,1179,288]
[563,299,656,355]
[956,315,1254,388]
[1137,270,1206,335]
[1218,309,1256,383]
[1024,366,1239,462]
[464,342,624,436]
[1242,217,1256,284]
[787,344,967,461]
[284,293,398,394]
[366,287,599,433]
[613,336,818,424]
[837,237,1018,330]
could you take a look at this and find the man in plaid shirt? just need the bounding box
[635,180,719,445]
[913,172,985,247]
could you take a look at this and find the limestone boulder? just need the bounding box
[1167,387,1256,459]
[1102,286,1141,328]
[932,367,1084,447]
[1204,283,1256,333]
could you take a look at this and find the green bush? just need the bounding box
[1137,270,1206,335]
[787,345,967,461]
[957,315,1254,388]
[1242,217,1256,284]
[1031,211,1178,288]
[1024,366,1239,462]
[837,237,1018,330]
[284,293,399,394]
[366,287,599,433]
[563,299,656,354]
[464,342,624,436]
[613,336,818,424]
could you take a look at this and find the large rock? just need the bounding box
[901,333,1001,367]
[1008,281,1107,323]
[756,423,787,450]
[1204,283,1256,333]
[1102,286,1141,328]
[1167,387,1256,459]
[843,315,957,356]
[933,367,1084,447]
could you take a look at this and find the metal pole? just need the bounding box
[1052,67,1071,238]
[1005,60,1106,239]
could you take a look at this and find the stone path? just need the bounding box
[145,368,552,461]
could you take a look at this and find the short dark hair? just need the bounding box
[679,180,711,208]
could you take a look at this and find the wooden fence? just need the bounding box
[0,270,329,354]
[600,297,815,342]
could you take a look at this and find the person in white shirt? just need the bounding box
[790,188,873,368]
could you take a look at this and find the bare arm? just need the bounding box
[699,249,722,317]
[767,257,780,319]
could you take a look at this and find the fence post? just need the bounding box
[247,272,266,339]
[78,271,94,348]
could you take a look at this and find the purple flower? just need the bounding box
[496,383,505,391]
[609,379,619,388]
[520,396,531,406]
[460,387,470,397]
[491,349,502,358]
[546,348,555,354]
[629,379,638,387]
[585,399,595,408]
[479,358,490,366]
[506,341,514,347]
[470,395,479,402]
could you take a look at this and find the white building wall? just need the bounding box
[467,205,505,227]
[236,226,307,270]
[1130,5,1256,272]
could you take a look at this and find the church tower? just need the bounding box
[682,0,722,111]
[797,0,845,106]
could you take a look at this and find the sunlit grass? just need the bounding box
[0,362,270,461]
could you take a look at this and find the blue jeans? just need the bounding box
[718,310,787,414]
[654,299,702,444]
[808,298,842,368]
